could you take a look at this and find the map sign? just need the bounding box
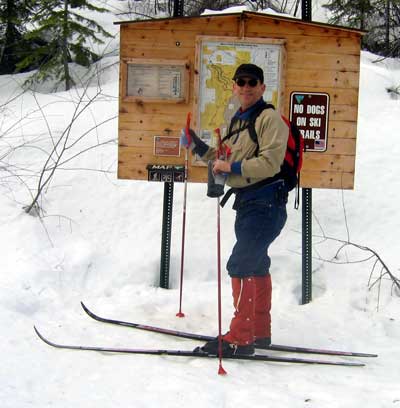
[196,37,284,153]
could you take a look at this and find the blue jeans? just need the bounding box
[227,180,288,278]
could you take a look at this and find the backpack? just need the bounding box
[220,102,304,208]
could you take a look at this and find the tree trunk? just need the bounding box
[0,0,20,74]
[385,0,390,54]
[62,0,72,90]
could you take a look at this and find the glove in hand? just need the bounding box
[180,128,200,149]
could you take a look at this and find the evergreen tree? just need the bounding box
[323,0,375,30]
[17,0,113,90]
[0,0,39,74]
[375,0,400,56]
[324,0,400,56]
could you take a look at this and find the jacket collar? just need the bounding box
[233,98,266,121]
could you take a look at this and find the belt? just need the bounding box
[220,178,285,208]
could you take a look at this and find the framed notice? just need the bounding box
[153,136,181,157]
[290,92,330,152]
[121,59,189,103]
[193,36,286,164]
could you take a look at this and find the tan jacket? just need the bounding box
[201,108,289,189]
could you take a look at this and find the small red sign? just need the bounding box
[154,136,181,157]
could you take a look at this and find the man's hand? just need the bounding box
[180,128,191,148]
[213,159,231,175]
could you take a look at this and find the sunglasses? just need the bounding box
[235,78,259,87]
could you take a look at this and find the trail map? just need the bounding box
[196,38,283,150]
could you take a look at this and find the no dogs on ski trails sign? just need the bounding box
[290,92,330,152]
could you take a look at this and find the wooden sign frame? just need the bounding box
[117,11,363,189]
[121,58,190,103]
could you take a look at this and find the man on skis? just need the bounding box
[181,63,289,356]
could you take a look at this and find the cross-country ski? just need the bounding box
[33,326,365,367]
[80,302,378,358]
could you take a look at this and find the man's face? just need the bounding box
[233,77,266,111]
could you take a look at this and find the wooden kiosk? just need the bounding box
[115,11,363,292]
[116,11,363,189]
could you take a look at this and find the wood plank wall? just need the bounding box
[118,13,362,189]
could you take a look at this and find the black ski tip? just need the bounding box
[33,325,42,338]
[34,326,65,350]
[33,325,50,345]
[80,301,112,323]
[80,301,96,318]
[80,301,89,312]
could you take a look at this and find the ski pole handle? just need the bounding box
[185,112,192,146]
[215,128,222,159]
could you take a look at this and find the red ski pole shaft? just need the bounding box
[214,127,227,375]
[217,196,226,375]
[176,112,192,318]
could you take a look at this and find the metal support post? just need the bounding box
[302,0,312,21]
[173,0,184,17]
[301,188,312,304]
[301,0,312,304]
[160,182,174,289]
[157,0,184,289]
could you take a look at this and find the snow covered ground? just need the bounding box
[1,5,400,408]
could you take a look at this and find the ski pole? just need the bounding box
[176,112,191,318]
[215,127,227,375]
